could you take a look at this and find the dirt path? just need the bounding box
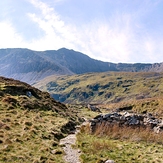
[60,133,81,163]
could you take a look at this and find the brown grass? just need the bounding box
[77,123,163,163]
[93,122,163,144]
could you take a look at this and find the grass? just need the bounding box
[74,101,163,163]
[0,104,67,163]
[77,124,163,163]
[67,104,100,120]
[98,96,163,117]
[0,77,81,162]
[34,71,163,104]
[92,122,163,144]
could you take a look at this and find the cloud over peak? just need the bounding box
[0,0,163,63]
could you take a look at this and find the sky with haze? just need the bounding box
[0,0,163,63]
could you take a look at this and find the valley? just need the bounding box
[1,72,163,162]
[1,48,163,162]
[34,71,163,163]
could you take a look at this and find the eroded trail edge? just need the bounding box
[60,133,81,163]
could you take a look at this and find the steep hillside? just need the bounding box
[1,48,163,84]
[0,48,73,84]
[44,48,118,73]
[0,76,80,162]
[34,71,163,105]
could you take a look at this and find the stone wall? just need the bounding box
[89,112,163,134]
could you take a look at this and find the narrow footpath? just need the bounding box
[60,133,81,163]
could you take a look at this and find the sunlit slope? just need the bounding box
[34,71,163,104]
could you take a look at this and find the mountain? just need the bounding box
[1,48,163,84]
[44,48,118,73]
[34,71,163,105]
[0,48,73,84]
[0,76,81,162]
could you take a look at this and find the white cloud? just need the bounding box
[0,7,134,63]
[27,0,136,62]
[0,21,24,48]
[27,0,77,50]
[143,38,163,63]
[75,13,136,63]
[0,0,163,63]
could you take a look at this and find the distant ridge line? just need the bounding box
[0,48,163,84]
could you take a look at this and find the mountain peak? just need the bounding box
[0,48,163,84]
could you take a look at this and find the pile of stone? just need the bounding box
[89,111,163,133]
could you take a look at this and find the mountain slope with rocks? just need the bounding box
[1,75,163,163]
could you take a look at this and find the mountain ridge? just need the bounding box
[0,48,163,84]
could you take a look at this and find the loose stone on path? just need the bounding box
[60,134,81,163]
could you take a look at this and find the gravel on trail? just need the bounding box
[60,133,81,163]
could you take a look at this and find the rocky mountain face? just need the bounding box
[1,48,163,84]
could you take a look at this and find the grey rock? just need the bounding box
[105,160,115,163]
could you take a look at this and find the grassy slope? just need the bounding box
[34,71,163,104]
[76,112,163,163]
[0,77,81,163]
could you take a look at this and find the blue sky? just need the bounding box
[0,0,163,63]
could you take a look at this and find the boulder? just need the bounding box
[87,104,101,112]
